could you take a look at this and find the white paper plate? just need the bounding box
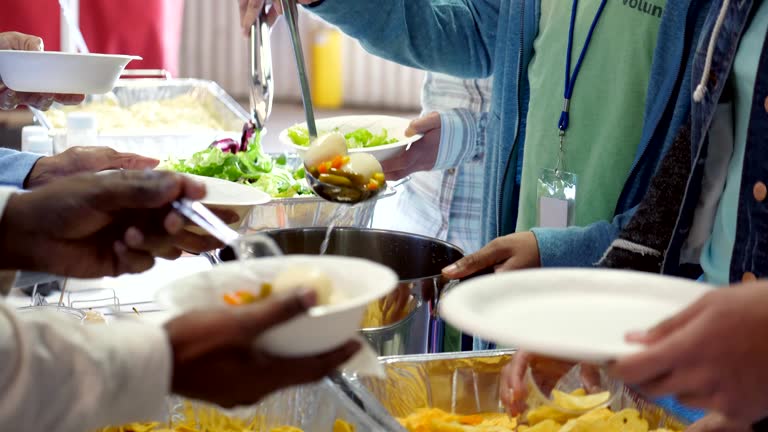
[155,255,399,356]
[439,268,712,362]
[0,50,140,94]
[279,115,422,161]
[183,173,270,207]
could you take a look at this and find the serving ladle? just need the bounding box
[280,0,385,205]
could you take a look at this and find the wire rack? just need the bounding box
[26,283,166,321]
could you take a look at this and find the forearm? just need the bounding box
[0,149,42,188]
[435,109,488,170]
[532,209,637,268]
[0,304,171,431]
[0,192,44,272]
[309,0,498,78]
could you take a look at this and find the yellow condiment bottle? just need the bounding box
[311,27,343,109]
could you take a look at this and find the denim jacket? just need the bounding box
[599,0,766,282]
[309,0,713,266]
[661,0,766,283]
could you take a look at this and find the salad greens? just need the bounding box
[286,125,399,149]
[165,129,312,198]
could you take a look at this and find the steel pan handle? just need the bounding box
[435,266,496,317]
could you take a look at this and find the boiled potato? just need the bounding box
[342,153,384,183]
[271,266,339,305]
[303,132,348,168]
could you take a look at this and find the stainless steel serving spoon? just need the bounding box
[279,0,385,205]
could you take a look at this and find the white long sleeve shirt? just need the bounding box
[0,187,172,432]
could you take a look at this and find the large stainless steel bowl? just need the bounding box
[220,227,464,356]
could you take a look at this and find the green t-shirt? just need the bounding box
[516,0,666,231]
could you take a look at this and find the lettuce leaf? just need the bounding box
[166,129,311,198]
[286,125,398,148]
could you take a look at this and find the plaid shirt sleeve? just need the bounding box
[434,109,489,171]
[375,74,492,255]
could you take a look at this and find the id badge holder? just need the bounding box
[537,168,577,228]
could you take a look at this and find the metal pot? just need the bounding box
[220,227,464,356]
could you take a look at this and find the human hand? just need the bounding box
[25,147,160,188]
[380,112,441,180]
[499,351,602,416]
[238,0,321,36]
[0,32,85,110]
[442,232,540,279]
[687,413,752,432]
[0,170,206,278]
[610,283,768,424]
[167,289,360,408]
[23,147,237,254]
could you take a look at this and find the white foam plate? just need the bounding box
[183,173,270,207]
[439,268,712,362]
[279,115,422,161]
[0,50,140,94]
[156,255,399,356]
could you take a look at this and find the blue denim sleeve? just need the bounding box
[0,149,43,188]
[531,206,638,268]
[308,0,499,78]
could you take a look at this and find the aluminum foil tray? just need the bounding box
[246,195,383,231]
[351,350,688,430]
[161,379,388,432]
[244,153,394,231]
[146,351,685,432]
[36,78,249,160]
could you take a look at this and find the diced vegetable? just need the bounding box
[319,173,353,187]
[222,285,272,306]
[365,179,380,191]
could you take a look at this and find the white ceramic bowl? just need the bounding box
[155,255,399,356]
[0,50,140,94]
[279,115,422,162]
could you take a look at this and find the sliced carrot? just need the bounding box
[331,155,345,169]
[223,293,242,306]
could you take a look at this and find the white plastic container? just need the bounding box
[22,135,53,156]
[21,126,53,155]
[66,112,99,148]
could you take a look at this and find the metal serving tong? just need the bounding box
[250,0,275,131]
[328,372,406,431]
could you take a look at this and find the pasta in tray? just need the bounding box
[46,94,229,131]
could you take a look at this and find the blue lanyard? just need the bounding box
[558,0,608,136]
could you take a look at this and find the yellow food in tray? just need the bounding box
[397,407,680,432]
[398,408,517,432]
[95,403,356,432]
[47,94,228,131]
